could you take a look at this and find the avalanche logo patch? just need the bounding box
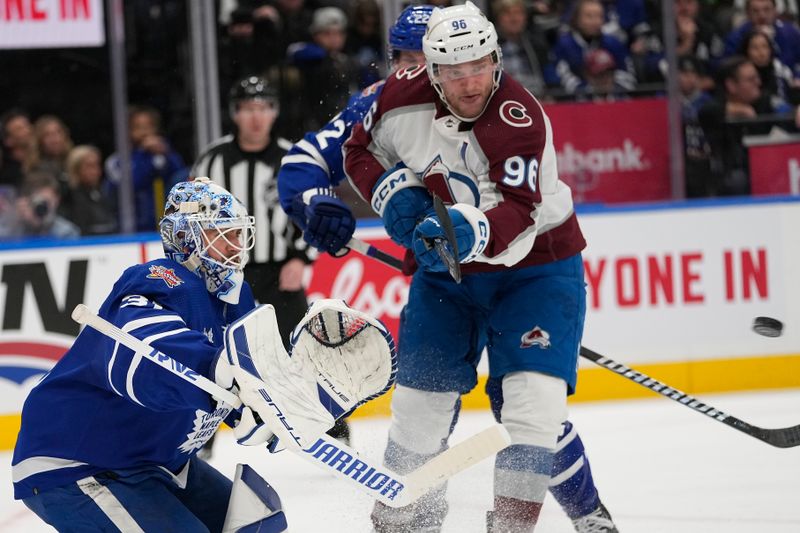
[520,326,551,349]
[147,265,183,288]
[421,155,480,206]
[499,101,533,128]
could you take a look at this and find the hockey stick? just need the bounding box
[71,303,511,506]
[345,237,404,271]
[579,346,800,448]
[430,195,462,283]
[341,241,800,449]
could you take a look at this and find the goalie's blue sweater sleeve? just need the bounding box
[277,81,384,213]
[11,258,255,499]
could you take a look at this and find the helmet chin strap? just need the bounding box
[181,252,244,305]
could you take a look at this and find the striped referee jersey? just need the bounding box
[192,135,310,265]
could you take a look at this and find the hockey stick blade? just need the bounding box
[432,195,462,283]
[301,424,510,507]
[72,304,511,505]
[346,237,404,271]
[579,346,800,448]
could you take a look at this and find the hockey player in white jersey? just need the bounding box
[11,178,396,532]
[342,3,617,532]
[281,3,618,532]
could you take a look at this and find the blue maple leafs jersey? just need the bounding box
[277,80,385,212]
[11,258,255,499]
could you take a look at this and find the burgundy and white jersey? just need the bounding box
[344,65,585,272]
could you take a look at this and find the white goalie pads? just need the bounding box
[224,299,396,449]
[222,464,287,533]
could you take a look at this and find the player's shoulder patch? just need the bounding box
[361,80,385,97]
[498,100,534,128]
[382,66,433,104]
[393,64,427,82]
[491,76,541,125]
[146,264,184,288]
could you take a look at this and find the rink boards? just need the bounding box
[2,197,799,449]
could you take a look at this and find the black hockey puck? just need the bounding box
[752,316,783,338]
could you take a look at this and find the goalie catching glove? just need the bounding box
[216,299,396,449]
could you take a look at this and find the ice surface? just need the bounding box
[3,390,800,532]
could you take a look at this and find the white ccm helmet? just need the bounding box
[422,1,503,120]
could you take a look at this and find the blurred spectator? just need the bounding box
[546,0,637,95]
[0,171,79,239]
[580,48,631,99]
[493,0,551,96]
[734,0,799,22]
[529,1,571,45]
[222,1,291,81]
[0,185,16,234]
[105,105,187,232]
[288,7,358,131]
[723,0,800,78]
[563,0,651,46]
[63,145,118,236]
[678,56,715,197]
[675,0,725,82]
[739,28,800,110]
[220,0,315,141]
[346,0,385,88]
[0,109,35,190]
[698,56,784,195]
[30,115,74,197]
[125,1,192,161]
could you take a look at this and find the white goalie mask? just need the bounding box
[160,177,255,304]
[422,1,503,121]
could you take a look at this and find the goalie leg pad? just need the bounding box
[222,464,287,533]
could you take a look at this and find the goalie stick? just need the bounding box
[346,226,800,449]
[71,303,511,506]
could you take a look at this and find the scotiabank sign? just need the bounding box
[545,98,671,204]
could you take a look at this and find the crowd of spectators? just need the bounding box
[1,0,800,242]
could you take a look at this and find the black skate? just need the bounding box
[571,502,619,533]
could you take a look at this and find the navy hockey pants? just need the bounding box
[22,456,231,532]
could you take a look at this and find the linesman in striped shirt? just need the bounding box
[193,76,311,347]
